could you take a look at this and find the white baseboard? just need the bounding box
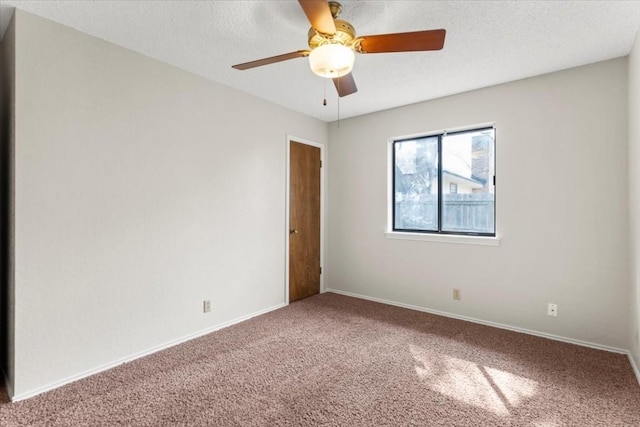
[10,302,286,402]
[629,353,640,387]
[325,288,628,354]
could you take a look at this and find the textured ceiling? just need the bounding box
[1,1,640,122]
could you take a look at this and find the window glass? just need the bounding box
[394,136,439,231]
[442,129,495,234]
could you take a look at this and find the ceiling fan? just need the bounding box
[231,0,446,98]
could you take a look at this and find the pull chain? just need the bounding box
[323,78,327,106]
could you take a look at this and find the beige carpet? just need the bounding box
[1,292,639,426]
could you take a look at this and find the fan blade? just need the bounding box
[298,0,336,35]
[232,50,310,70]
[358,29,446,53]
[333,73,357,97]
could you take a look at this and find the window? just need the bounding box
[392,127,495,236]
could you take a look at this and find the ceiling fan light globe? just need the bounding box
[309,44,355,78]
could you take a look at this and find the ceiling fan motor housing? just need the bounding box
[308,19,356,49]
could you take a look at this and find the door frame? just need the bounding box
[285,134,325,304]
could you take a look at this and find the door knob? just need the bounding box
[290,229,299,234]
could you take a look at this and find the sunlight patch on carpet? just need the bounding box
[411,345,537,416]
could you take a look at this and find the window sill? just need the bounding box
[385,231,500,246]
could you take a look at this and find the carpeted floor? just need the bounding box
[1,292,639,426]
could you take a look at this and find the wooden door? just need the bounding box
[289,141,321,302]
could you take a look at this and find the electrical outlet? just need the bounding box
[547,303,558,317]
[203,300,211,313]
[453,289,461,300]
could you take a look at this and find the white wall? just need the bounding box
[9,10,327,399]
[327,58,630,350]
[629,28,640,369]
